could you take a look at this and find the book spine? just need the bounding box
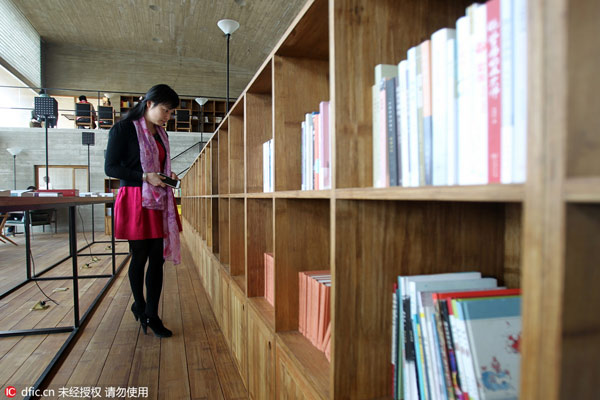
[407,47,420,187]
[313,112,320,190]
[319,101,330,189]
[373,84,382,187]
[487,0,502,183]
[416,44,426,187]
[457,15,472,186]
[513,0,527,183]
[500,0,515,184]
[421,40,433,186]
[387,77,399,186]
[301,121,306,190]
[473,4,489,185]
[398,61,410,188]
[431,29,452,186]
[447,37,458,186]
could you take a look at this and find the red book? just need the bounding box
[487,0,502,183]
[317,282,331,350]
[323,321,332,362]
[298,270,329,342]
[299,272,305,334]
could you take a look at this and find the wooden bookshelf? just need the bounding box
[179,0,600,398]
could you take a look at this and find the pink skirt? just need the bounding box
[114,186,181,240]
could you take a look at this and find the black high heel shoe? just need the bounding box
[144,316,172,338]
[131,303,144,322]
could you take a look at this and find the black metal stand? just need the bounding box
[0,201,131,398]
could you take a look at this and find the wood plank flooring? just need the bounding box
[10,236,249,400]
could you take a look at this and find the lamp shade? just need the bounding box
[217,19,240,35]
[7,147,23,156]
[195,97,209,106]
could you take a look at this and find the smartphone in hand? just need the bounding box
[158,173,180,189]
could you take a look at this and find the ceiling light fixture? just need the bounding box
[152,37,163,43]
[217,19,240,113]
[149,4,160,11]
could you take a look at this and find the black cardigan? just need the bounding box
[104,119,166,187]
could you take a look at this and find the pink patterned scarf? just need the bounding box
[133,117,181,264]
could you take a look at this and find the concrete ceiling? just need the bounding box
[12,0,307,99]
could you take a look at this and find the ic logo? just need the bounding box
[5,386,17,398]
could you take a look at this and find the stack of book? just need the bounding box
[263,253,274,306]
[301,101,331,191]
[373,0,527,188]
[391,271,521,400]
[298,270,331,361]
[263,139,274,192]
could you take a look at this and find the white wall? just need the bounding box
[0,64,38,128]
[0,0,41,88]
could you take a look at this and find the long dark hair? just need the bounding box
[123,84,179,122]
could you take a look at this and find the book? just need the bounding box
[458,295,521,400]
[407,46,420,187]
[421,40,433,186]
[386,77,399,186]
[319,101,331,189]
[487,0,502,183]
[397,60,410,188]
[500,0,515,184]
[38,189,79,196]
[431,28,456,186]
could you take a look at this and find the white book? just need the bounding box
[500,0,515,184]
[513,0,527,183]
[457,15,473,186]
[431,28,456,186]
[397,60,411,188]
[447,37,459,186]
[407,46,420,187]
[301,120,307,190]
[306,113,315,190]
[474,4,489,184]
[269,139,274,191]
[450,301,480,399]
[319,101,330,190]
[263,141,270,192]
[372,84,381,188]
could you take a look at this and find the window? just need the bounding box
[35,165,89,191]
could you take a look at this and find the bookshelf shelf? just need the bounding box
[276,331,330,399]
[275,190,333,199]
[564,177,600,203]
[179,0,599,398]
[335,184,524,202]
[249,297,276,332]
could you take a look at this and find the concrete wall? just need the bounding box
[0,127,209,232]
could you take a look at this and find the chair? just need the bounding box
[98,106,115,129]
[0,214,18,245]
[175,109,192,132]
[75,103,94,129]
[4,209,57,238]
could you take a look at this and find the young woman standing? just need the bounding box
[105,84,182,337]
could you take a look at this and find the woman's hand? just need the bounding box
[146,172,166,187]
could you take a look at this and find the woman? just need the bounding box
[104,84,182,338]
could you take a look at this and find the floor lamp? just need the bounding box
[195,97,208,133]
[217,19,240,113]
[6,147,23,189]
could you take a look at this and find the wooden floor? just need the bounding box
[0,233,247,400]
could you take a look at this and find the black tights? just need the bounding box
[128,238,164,318]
